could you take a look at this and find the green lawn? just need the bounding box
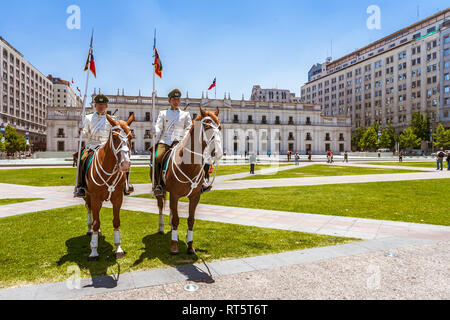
[0,205,354,289]
[234,164,423,180]
[0,198,43,206]
[140,179,449,226]
[362,162,445,168]
[0,165,289,187]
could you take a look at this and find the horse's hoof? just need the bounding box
[158,230,164,235]
[170,251,179,256]
[116,252,126,259]
[88,256,99,262]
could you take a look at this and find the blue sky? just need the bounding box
[0,0,448,99]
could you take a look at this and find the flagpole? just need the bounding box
[75,30,93,195]
[215,76,217,100]
[151,29,157,195]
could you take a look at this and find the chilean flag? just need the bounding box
[208,77,216,90]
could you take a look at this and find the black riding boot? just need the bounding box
[74,162,86,198]
[201,164,212,194]
[124,171,134,195]
[153,163,164,197]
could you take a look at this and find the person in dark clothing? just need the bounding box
[436,148,447,171]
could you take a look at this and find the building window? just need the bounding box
[57,141,65,152]
[275,116,280,125]
[262,115,267,124]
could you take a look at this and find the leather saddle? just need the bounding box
[149,142,179,185]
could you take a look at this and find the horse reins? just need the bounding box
[89,125,132,201]
[168,116,221,198]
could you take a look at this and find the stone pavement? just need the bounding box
[0,237,437,300]
[0,162,449,299]
[77,239,450,300]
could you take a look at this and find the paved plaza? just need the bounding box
[0,161,449,300]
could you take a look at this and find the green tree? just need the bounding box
[432,124,450,149]
[359,127,378,151]
[399,127,421,149]
[371,121,380,134]
[386,124,398,149]
[352,127,366,151]
[0,134,5,152]
[410,111,430,142]
[4,126,27,155]
[378,129,392,149]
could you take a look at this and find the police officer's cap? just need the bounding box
[168,89,182,99]
[94,94,109,104]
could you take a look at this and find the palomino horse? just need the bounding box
[152,107,223,255]
[84,113,135,261]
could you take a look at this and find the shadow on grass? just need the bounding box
[133,232,215,284]
[57,235,121,289]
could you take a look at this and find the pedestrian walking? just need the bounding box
[249,153,257,174]
[343,151,349,163]
[399,151,403,163]
[326,150,331,163]
[308,151,312,162]
[294,152,300,166]
[446,152,450,171]
[436,148,446,171]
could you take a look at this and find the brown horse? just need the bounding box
[84,113,135,261]
[152,107,223,255]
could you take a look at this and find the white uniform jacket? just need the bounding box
[154,109,192,146]
[81,112,115,150]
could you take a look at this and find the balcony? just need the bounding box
[57,134,66,138]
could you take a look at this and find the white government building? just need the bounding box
[47,87,351,155]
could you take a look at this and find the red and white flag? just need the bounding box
[208,77,216,90]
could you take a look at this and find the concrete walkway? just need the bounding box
[0,236,435,300]
[0,162,449,299]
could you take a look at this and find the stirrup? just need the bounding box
[74,187,86,198]
[153,186,164,197]
[201,185,212,194]
[124,184,134,196]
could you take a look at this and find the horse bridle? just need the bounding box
[89,125,133,201]
[169,116,222,198]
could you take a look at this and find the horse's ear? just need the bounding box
[106,114,116,126]
[215,107,220,116]
[126,112,135,126]
[200,107,207,117]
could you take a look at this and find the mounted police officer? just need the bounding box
[152,89,192,197]
[75,94,134,198]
